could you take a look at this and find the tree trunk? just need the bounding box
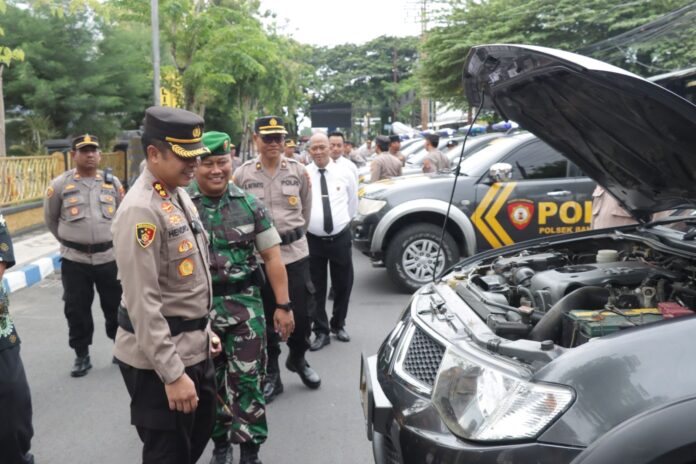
[0,65,6,156]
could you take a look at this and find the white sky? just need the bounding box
[259,0,422,47]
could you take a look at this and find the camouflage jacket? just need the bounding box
[0,213,18,352]
[187,181,280,322]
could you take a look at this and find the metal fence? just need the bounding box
[0,151,126,207]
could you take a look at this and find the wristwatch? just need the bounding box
[276,302,294,311]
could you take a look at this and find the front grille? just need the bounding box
[402,326,445,387]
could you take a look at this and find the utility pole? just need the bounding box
[419,0,429,131]
[151,0,161,106]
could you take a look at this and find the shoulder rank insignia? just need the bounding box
[161,202,174,213]
[46,186,54,198]
[281,160,287,169]
[153,181,169,199]
[73,174,81,180]
[136,223,157,248]
[178,258,195,277]
[256,162,262,171]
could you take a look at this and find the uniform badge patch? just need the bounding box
[70,207,79,216]
[153,182,169,199]
[507,200,535,231]
[73,174,81,180]
[136,223,157,248]
[161,202,174,213]
[288,195,298,206]
[107,206,114,214]
[178,258,194,277]
[102,183,114,190]
[169,214,183,225]
[46,186,54,198]
[68,197,79,204]
[65,183,76,191]
[0,243,9,252]
[178,239,194,253]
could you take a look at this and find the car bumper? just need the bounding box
[352,216,381,259]
[360,352,583,464]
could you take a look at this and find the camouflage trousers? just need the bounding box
[210,288,267,445]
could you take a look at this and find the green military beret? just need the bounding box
[201,131,232,158]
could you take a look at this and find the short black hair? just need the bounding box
[142,136,169,159]
[375,136,390,151]
[345,140,354,146]
[425,133,439,147]
[328,131,345,142]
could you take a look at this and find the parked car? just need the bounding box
[360,44,696,464]
[352,131,595,292]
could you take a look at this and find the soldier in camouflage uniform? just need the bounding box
[188,131,292,464]
[0,214,35,463]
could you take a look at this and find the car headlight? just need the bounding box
[358,198,387,216]
[432,344,574,442]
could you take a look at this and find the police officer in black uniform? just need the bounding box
[0,214,35,464]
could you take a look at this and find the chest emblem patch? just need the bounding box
[70,207,79,216]
[178,239,194,253]
[136,223,157,248]
[46,186,54,198]
[68,197,79,204]
[507,200,535,231]
[161,202,174,213]
[178,258,195,277]
[288,195,298,206]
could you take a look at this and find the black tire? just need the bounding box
[385,223,459,293]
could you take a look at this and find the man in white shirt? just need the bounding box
[329,131,359,182]
[305,133,358,351]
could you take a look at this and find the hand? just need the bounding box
[274,308,295,342]
[210,334,222,357]
[164,373,198,414]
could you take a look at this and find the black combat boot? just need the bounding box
[209,438,233,464]
[262,372,283,403]
[239,442,262,464]
[71,348,92,377]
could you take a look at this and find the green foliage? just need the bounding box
[420,0,696,107]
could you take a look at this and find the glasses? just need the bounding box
[261,134,284,144]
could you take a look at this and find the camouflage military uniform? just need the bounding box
[0,214,34,463]
[188,181,280,447]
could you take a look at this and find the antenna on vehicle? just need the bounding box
[431,90,486,284]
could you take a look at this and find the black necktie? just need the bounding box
[319,168,333,234]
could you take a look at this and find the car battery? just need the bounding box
[562,308,663,347]
[658,301,693,319]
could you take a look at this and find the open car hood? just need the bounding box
[464,44,696,221]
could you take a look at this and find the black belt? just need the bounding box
[117,306,207,337]
[280,227,305,245]
[307,225,350,242]
[61,239,113,253]
[212,275,254,296]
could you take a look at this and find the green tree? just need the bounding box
[420,0,696,108]
[0,0,24,155]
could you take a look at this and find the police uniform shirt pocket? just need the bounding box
[166,233,202,286]
[99,193,117,219]
[61,192,86,222]
[281,180,301,209]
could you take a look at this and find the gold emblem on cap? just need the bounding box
[84,135,92,143]
[270,118,278,127]
[193,126,202,138]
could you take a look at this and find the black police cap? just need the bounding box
[72,134,99,150]
[254,115,288,135]
[143,106,209,158]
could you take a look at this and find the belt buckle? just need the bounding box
[86,244,94,254]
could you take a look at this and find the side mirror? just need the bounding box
[489,162,512,182]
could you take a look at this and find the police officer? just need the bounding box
[0,214,35,464]
[44,134,124,377]
[591,186,638,229]
[389,134,406,166]
[284,139,298,159]
[233,115,321,403]
[422,133,449,173]
[370,135,402,182]
[112,106,218,463]
[188,131,292,464]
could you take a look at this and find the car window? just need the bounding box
[458,136,530,177]
[504,141,568,180]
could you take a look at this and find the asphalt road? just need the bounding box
[10,249,410,464]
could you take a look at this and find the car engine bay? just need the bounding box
[453,239,696,348]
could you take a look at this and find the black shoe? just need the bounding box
[285,356,321,389]
[240,442,262,464]
[263,372,284,403]
[210,442,234,464]
[333,328,351,342]
[328,287,335,300]
[309,332,330,351]
[70,355,92,377]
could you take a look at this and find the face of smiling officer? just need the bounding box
[147,141,200,190]
[196,154,232,197]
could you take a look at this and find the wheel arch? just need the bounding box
[570,396,696,464]
[371,199,476,258]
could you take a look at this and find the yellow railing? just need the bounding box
[0,151,127,208]
[0,156,60,207]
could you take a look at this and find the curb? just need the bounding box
[2,252,62,294]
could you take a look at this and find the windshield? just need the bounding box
[457,136,531,176]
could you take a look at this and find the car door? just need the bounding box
[471,139,585,251]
